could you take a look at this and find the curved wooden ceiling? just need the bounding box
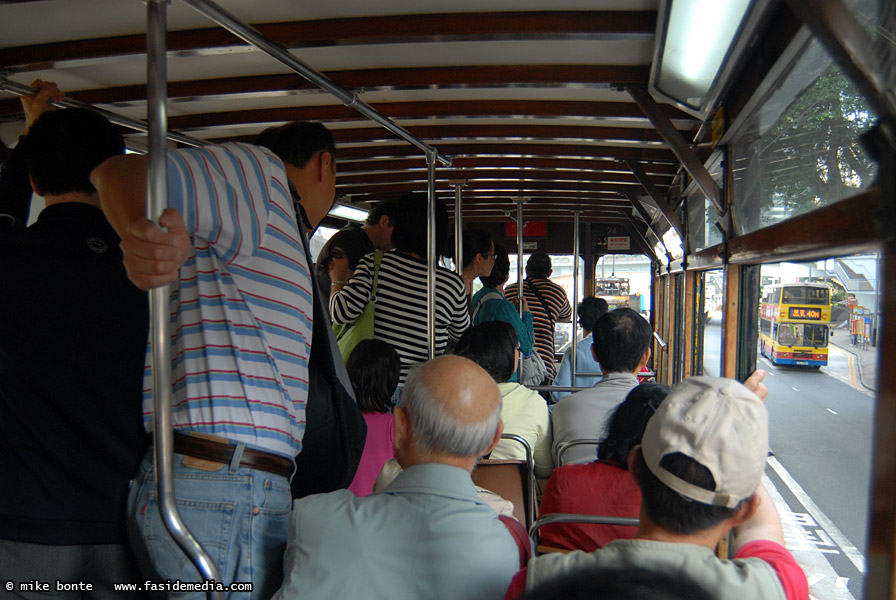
[0,0,699,227]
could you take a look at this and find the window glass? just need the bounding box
[730,39,878,234]
[757,256,879,599]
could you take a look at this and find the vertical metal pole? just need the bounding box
[516,200,525,313]
[453,182,464,276]
[427,152,437,360]
[516,200,525,379]
[146,1,222,593]
[570,212,580,384]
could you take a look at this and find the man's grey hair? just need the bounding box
[402,364,502,458]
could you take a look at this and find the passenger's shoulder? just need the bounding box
[527,550,599,587]
[294,489,358,517]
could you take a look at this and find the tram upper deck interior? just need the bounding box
[1,0,894,598]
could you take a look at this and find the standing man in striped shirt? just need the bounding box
[92,121,336,598]
[504,252,572,384]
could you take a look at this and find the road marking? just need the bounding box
[768,456,866,573]
[792,386,800,392]
[827,408,838,415]
[764,475,857,600]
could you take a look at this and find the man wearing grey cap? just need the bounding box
[507,371,809,600]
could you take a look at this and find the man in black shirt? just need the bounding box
[0,83,149,594]
[314,198,396,300]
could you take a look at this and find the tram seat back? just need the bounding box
[472,459,533,529]
[529,513,640,556]
[555,438,602,467]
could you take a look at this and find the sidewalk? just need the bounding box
[829,328,878,392]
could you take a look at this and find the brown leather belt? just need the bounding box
[173,432,293,479]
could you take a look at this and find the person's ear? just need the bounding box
[627,446,641,484]
[319,150,334,177]
[731,493,761,526]
[30,176,42,197]
[393,405,410,449]
[591,343,598,362]
[483,419,505,455]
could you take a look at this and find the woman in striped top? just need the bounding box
[330,193,470,384]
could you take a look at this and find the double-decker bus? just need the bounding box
[759,283,832,367]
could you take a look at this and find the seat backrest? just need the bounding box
[555,438,602,466]
[529,513,640,555]
[472,459,531,528]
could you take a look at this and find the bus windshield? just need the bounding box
[776,323,829,348]
[781,286,830,305]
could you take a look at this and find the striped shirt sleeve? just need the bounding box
[330,253,374,324]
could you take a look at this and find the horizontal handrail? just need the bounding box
[179,0,451,167]
[0,76,204,148]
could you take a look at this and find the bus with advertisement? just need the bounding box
[594,276,642,311]
[759,283,832,368]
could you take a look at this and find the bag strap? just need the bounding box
[498,515,531,569]
[294,202,357,399]
[524,279,554,328]
[471,290,504,320]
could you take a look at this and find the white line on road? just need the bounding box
[768,456,865,573]
[792,386,800,392]
[827,408,838,415]
[764,475,856,600]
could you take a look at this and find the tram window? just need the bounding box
[700,269,724,377]
[758,257,878,599]
[687,155,724,252]
[730,36,878,235]
[688,192,724,251]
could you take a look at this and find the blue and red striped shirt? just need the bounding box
[141,142,312,458]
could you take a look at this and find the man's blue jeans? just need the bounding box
[127,446,292,599]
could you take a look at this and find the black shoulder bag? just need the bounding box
[291,201,367,498]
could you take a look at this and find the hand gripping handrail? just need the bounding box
[0,76,204,149]
[146,2,223,598]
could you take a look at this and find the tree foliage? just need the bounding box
[757,68,877,222]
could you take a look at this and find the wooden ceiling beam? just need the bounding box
[0,65,653,117]
[337,169,670,187]
[0,11,656,71]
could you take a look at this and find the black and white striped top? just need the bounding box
[330,250,470,384]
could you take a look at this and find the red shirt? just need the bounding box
[539,460,641,551]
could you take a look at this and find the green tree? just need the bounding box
[758,68,877,220]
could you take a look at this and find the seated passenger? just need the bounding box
[552,296,609,401]
[507,372,809,600]
[274,356,522,600]
[539,383,671,551]
[552,308,651,466]
[454,320,552,477]
[471,244,543,386]
[346,338,401,497]
[330,192,470,386]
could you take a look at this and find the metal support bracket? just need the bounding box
[621,158,686,241]
[627,85,725,216]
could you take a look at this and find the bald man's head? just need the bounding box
[401,356,502,459]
